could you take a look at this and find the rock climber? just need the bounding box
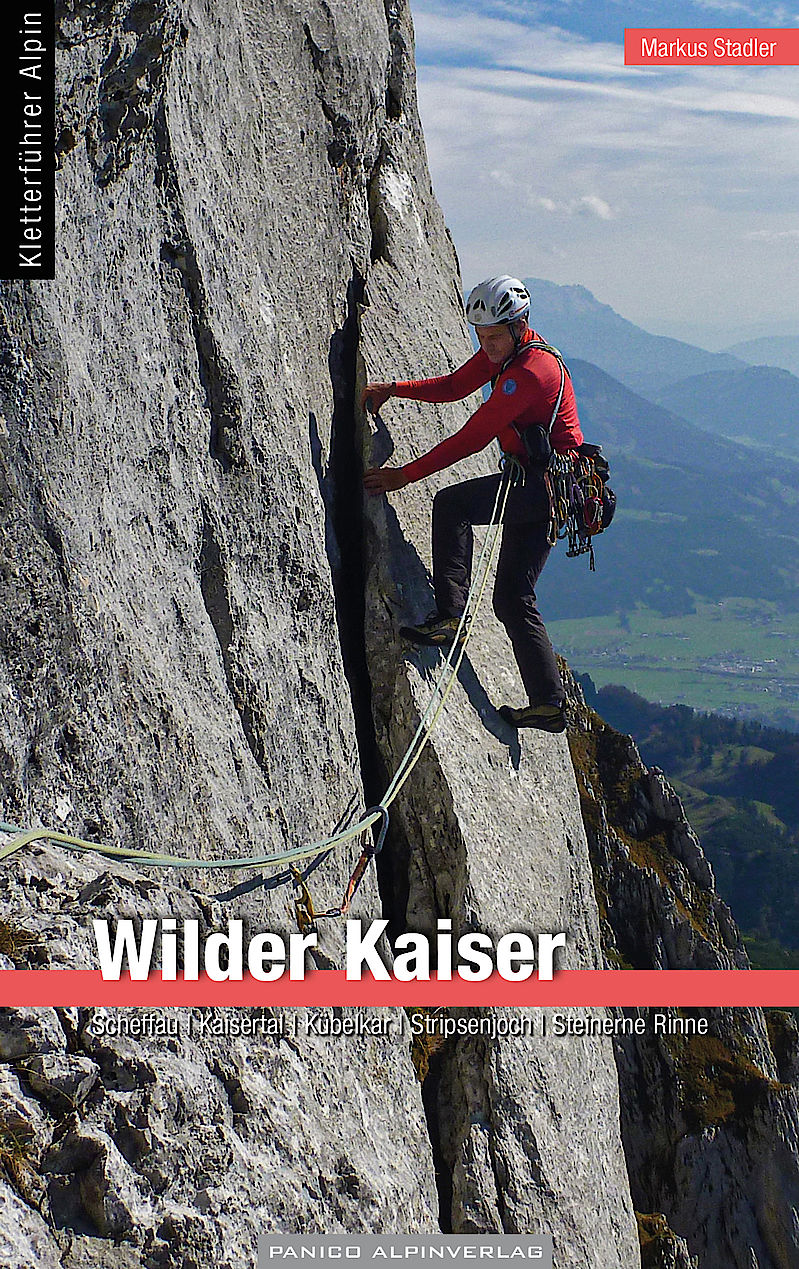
[361,275,583,733]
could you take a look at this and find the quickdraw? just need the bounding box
[336,804,390,919]
[550,444,616,570]
[290,805,390,933]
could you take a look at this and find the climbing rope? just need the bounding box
[0,458,522,914]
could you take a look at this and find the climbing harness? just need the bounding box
[0,461,521,922]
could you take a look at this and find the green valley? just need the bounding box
[552,600,799,731]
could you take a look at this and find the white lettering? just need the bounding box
[345,919,391,979]
[537,932,567,980]
[393,932,430,981]
[93,918,157,980]
[457,933,494,981]
[496,933,537,981]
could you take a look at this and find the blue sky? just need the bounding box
[410,0,799,346]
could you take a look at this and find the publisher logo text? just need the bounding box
[257,1238,553,1269]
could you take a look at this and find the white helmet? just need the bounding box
[466,276,530,326]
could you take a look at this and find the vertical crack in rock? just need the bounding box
[153,105,243,471]
[405,1002,459,1233]
[321,267,386,829]
[374,706,477,1227]
[383,1,407,120]
[321,265,461,1222]
[198,504,268,777]
[420,1046,454,1232]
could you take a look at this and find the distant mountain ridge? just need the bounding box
[652,363,799,458]
[524,277,746,397]
[522,275,799,460]
[726,334,799,378]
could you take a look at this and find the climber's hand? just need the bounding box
[363,467,409,496]
[361,382,395,414]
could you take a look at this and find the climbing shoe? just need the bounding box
[498,703,567,733]
[399,611,469,648]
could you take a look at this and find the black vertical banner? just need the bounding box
[0,3,55,279]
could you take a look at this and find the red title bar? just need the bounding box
[625,28,799,65]
[3,969,799,1008]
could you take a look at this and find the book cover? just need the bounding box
[0,2,797,1267]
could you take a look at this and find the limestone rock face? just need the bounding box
[637,1213,698,1269]
[0,847,438,1264]
[3,0,446,1262]
[1,0,641,1263]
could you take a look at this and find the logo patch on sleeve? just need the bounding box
[502,377,517,395]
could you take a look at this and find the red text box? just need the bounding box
[625,29,799,66]
[3,968,799,1008]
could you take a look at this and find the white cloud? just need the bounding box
[525,192,614,219]
[693,0,799,17]
[413,8,626,78]
[578,195,613,220]
[428,63,799,123]
[746,229,799,240]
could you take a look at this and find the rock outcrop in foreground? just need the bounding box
[0,2,796,1267]
[568,676,799,1268]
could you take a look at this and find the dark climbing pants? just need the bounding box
[432,471,563,707]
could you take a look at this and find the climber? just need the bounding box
[361,275,583,732]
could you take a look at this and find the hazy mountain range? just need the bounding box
[525,276,799,455]
[539,357,799,618]
[651,364,799,459]
[524,276,745,397]
[520,280,799,620]
[725,335,799,378]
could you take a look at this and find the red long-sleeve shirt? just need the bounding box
[394,330,583,484]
